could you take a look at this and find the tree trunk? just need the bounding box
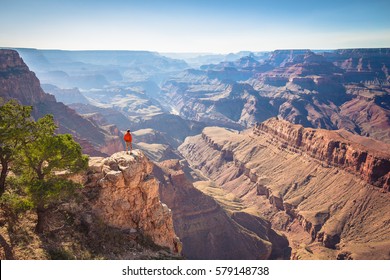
[35,206,46,234]
[36,161,44,180]
[0,160,8,196]
[0,234,14,260]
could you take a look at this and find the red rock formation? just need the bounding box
[324,48,390,82]
[340,94,390,144]
[0,49,50,104]
[179,122,390,259]
[254,118,390,191]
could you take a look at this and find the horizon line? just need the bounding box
[2,46,390,55]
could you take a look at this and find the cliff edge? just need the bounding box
[0,150,181,259]
[254,118,390,191]
[82,150,181,253]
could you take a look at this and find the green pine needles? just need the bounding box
[0,98,89,233]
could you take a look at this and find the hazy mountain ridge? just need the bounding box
[15,48,189,89]
[0,49,123,156]
[11,47,390,145]
[159,48,390,143]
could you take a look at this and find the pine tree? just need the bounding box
[0,99,33,196]
[19,115,89,233]
[1,99,88,233]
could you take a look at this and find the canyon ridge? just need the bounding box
[0,48,389,260]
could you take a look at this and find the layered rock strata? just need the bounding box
[254,118,390,191]
[179,120,390,259]
[153,160,289,259]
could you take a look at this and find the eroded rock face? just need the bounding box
[83,151,181,252]
[179,121,390,259]
[153,160,289,259]
[0,49,123,156]
[254,118,390,191]
[0,49,50,104]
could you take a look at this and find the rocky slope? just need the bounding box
[153,159,289,259]
[179,119,390,259]
[324,48,390,82]
[69,150,289,260]
[131,129,181,162]
[0,151,181,259]
[55,150,289,260]
[78,151,181,252]
[0,49,123,156]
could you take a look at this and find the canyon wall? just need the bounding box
[75,151,289,259]
[0,49,123,156]
[153,160,289,259]
[254,118,390,191]
[179,120,390,259]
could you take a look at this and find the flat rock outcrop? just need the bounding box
[82,151,181,252]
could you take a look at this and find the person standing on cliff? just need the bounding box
[124,129,133,154]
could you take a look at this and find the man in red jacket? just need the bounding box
[124,129,133,154]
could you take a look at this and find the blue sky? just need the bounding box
[0,0,389,53]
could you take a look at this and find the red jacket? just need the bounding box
[124,132,132,142]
